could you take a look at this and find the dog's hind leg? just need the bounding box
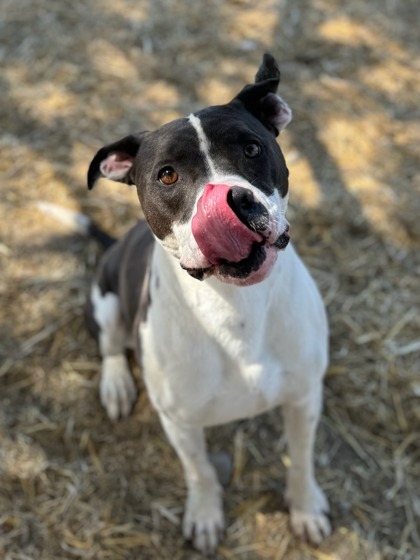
[89,284,137,420]
[160,415,224,555]
[283,384,331,544]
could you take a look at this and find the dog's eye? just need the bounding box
[244,143,261,158]
[158,166,179,185]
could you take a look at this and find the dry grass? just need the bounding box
[0,0,419,558]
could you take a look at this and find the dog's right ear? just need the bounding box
[87,133,147,190]
[233,53,292,136]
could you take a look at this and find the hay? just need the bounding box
[0,0,419,558]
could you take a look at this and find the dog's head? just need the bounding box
[88,54,292,286]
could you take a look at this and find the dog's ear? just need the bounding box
[233,53,292,136]
[87,133,147,190]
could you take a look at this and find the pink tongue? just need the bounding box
[192,183,262,265]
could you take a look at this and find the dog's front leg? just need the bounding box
[283,385,331,544]
[160,415,224,555]
[89,286,137,421]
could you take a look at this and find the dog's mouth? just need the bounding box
[183,227,290,285]
[183,183,290,286]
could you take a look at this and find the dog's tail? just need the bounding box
[36,201,116,249]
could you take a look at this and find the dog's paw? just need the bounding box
[290,509,331,545]
[183,483,225,556]
[286,482,331,545]
[100,355,137,420]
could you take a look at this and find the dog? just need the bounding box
[85,53,331,554]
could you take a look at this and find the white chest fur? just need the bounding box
[140,242,328,427]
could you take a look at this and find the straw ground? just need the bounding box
[0,0,419,558]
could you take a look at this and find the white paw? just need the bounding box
[100,355,137,420]
[183,483,225,556]
[290,509,331,545]
[286,482,331,545]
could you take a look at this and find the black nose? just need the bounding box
[227,186,269,233]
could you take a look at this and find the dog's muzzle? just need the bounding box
[187,183,290,286]
[228,185,290,250]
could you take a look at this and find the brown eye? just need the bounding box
[244,143,261,158]
[158,166,178,185]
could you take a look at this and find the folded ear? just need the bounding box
[234,53,292,136]
[87,133,147,190]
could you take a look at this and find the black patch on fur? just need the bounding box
[196,104,289,197]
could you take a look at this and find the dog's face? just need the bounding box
[88,54,292,286]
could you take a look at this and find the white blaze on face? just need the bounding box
[188,113,218,177]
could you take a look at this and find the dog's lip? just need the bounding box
[180,264,214,281]
[182,227,290,281]
[272,225,290,250]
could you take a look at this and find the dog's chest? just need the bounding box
[139,249,286,426]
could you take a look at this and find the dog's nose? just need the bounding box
[227,186,269,233]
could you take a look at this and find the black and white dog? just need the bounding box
[86,54,331,554]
